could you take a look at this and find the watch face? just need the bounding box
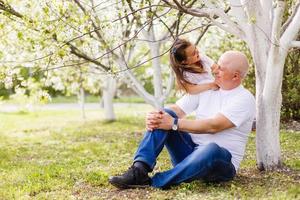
[172,124,178,130]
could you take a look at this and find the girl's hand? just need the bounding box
[211,63,218,72]
[210,82,219,91]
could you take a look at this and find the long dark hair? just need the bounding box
[170,38,205,91]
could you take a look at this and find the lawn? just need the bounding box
[0,106,299,199]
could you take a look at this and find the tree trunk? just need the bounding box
[148,27,164,109]
[102,76,116,121]
[255,45,287,170]
[99,95,104,108]
[78,86,86,120]
[253,1,290,170]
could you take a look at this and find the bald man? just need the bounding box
[109,51,256,189]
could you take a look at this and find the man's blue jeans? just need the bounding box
[133,108,236,188]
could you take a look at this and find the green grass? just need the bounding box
[49,95,177,104]
[0,107,299,199]
[3,94,177,105]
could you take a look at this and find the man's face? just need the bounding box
[213,57,235,88]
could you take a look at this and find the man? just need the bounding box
[109,51,256,189]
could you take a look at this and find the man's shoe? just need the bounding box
[109,166,151,189]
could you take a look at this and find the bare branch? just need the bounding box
[67,42,110,71]
[114,45,172,74]
[203,0,244,38]
[162,0,244,39]
[281,1,300,48]
[0,0,25,19]
[227,0,248,31]
[37,20,206,77]
[195,24,211,45]
[290,41,300,48]
[267,0,284,51]
[281,0,300,34]
[116,56,155,105]
[126,0,143,26]
[38,8,174,73]
[153,11,177,40]
[162,0,211,18]
[73,0,111,51]
[0,54,53,64]
[113,4,169,23]
[161,69,175,102]
[180,16,194,33]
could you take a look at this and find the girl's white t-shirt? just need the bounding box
[183,53,215,84]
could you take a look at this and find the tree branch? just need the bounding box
[73,0,113,55]
[280,1,300,48]
[116,56,155,105]
[0,0,111,72]
[281,0,300,34]
[228,0,248,31]
[162,0,211,18]
[161,68,175,102]
[195,23,211,45]
[203,0,244,38]
[290,41,300,48]
[153,11,177,41]
[162,0,245,39]
[270,0,285,47]
[0,0,24,19]
[67,42,110,71]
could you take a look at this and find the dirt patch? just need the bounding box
[72,181,157,200]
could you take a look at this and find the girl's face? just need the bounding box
[182,44,200,65]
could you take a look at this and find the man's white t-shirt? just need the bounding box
[176,85,256,170]
[183,53,215,84]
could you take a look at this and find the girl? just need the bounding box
[170,38,218,94]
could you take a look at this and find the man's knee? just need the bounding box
[206,143,221,153]
[143,128,169,138]
[205,143,231,161]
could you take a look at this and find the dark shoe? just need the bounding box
[109,166,151,189]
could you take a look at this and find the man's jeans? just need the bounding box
[134,108,236,188]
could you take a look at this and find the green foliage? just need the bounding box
[17,31,23,40]
[282,47,300,120]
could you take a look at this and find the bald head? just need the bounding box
[214,51,249,90]
[218,51,249,78]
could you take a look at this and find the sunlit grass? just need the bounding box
[0,106,299,199]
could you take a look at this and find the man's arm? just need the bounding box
[178,113,235,133]
[166,104,186,118]
[155,112,235,134]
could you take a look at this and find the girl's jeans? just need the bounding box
[133,108,236,188]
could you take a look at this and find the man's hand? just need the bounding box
[146,111,162,131]
[146,110,174,131]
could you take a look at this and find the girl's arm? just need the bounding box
[183,82,219,95]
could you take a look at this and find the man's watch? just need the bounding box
[171,118,178,131]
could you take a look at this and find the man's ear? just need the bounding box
[233,71,241,80]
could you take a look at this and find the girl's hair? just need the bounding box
[170,38,205,91]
